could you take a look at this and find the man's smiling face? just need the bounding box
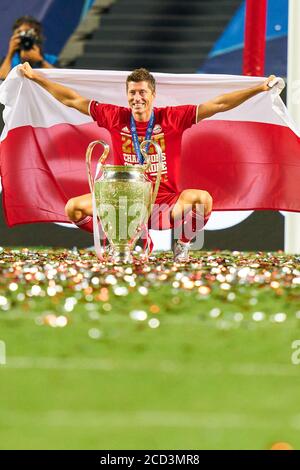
[127,80,155,121]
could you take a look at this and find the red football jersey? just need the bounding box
[89,101,197,198]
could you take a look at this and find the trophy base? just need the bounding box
[110,245,133,265]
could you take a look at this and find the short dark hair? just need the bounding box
[13,16,44,42]
[126,68,156,93]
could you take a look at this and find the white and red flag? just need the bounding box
[0,67,300,228]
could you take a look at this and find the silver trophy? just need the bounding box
[86,139,162,263]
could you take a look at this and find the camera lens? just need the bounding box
[19,30,36,51]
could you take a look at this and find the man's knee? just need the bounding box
[181,189,213,209]
[65,194,92,221]
[65,198,75,219]
[65,197,85,220]
[202,191,213,213]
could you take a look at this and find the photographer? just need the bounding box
[0,16,57,80]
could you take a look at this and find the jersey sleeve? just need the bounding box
[166,105,198,132]
[88,101,122,130]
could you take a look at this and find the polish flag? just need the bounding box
[0,67,300,229]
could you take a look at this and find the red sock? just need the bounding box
[75,216,108,250]
[179,210,211,243]
[74,215,93,233]
[143,231,154,253]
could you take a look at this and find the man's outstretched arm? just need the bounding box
[19,61,90,115]
[196,75,278,122]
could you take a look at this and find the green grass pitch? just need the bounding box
[0,247,299,450]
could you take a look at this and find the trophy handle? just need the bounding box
[140,139,163,217]
[85,140,110,263]
[86,140,109,193]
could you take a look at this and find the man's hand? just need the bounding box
[261,75,279,92]
[19,62,36,80]
[20,45,43,64]
[0,33,21,79]
[7,32,21,58]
